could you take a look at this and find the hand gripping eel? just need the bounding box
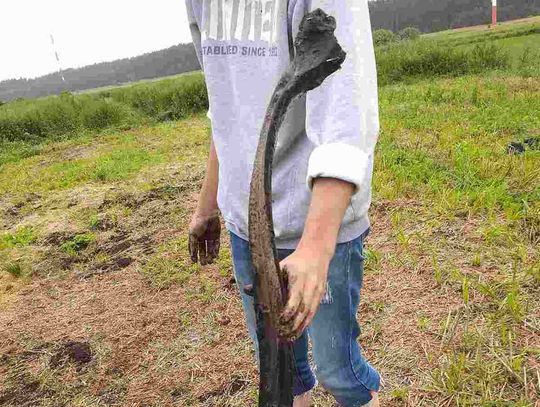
[247,8,346,406]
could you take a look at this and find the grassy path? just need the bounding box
[1,73,539,406]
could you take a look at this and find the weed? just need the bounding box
[4,262,23,278]
[363,247,381,273]
[0,226,36,249]
[373,29,397,46]
[60,233,95,256]
[417,315,431,332]
[390,386,409,402]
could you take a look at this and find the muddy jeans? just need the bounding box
[229,228,381,407]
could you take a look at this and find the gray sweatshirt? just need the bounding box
[185,0,379,249]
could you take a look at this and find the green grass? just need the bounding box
[0,121,212,195]
[0,72,207,144]
[0,145,161,194]
[60,233,95,256]
[140,235,201,290]
[0,226,37,249]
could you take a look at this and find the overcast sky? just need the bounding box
[0,0,193,81]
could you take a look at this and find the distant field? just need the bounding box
[74,70,200,96]
[0,18,539,407]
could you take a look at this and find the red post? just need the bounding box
[492,0,497,26]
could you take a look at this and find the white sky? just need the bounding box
[0,0,193,81]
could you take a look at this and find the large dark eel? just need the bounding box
[247,8,346,407]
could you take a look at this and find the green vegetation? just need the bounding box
[60,233,95,255]
[376,42,509,85]
[375,73,539,404]
[141,235,201,290]
[0,73,207,145]
[397,26,421,41]
[4,262,23,278]
[374,26,422,46]
[373,28,397,46]
[0,226,36,249]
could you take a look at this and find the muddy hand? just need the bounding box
[188,210,221,265]
[278,250,330,340]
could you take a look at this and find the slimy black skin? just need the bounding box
[247,8,346,407]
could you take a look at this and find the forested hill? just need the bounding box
[369,0,540,33]
[0,43,199,102]
[1,0,539,102]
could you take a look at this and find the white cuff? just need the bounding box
[306,142,369,194]
[206,109,212,120]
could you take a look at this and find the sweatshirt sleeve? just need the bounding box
[292,0,380,195]
[185,0,212,121]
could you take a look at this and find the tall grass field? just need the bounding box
[0,17,539,407]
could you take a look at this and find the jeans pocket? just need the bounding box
[350,237,366,289]
[356,232,368,262]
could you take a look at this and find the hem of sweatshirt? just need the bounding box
[224,214,370,250]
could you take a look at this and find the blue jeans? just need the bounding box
[229,228,381,407]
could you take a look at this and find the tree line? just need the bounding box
[369,0,540,33]
[0,43,199,101]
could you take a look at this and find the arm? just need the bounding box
[297,178,354,260]
[280,177,354,336]
[189,134,221,265]
[195,136,219,217]
[280,0,379,337]
[185,0,220,265]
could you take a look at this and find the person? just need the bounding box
[185,0,381,405]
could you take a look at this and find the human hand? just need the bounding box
[278,248,331,339]
[188,210,221,265]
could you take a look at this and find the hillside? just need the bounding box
[0,43,200,102]
[369,0,540,33]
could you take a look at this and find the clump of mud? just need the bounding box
[49,340,93,369]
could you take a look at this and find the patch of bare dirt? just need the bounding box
[31,179,203,280]
[49,341,93,369]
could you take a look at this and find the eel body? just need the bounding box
[247,8,346,407]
